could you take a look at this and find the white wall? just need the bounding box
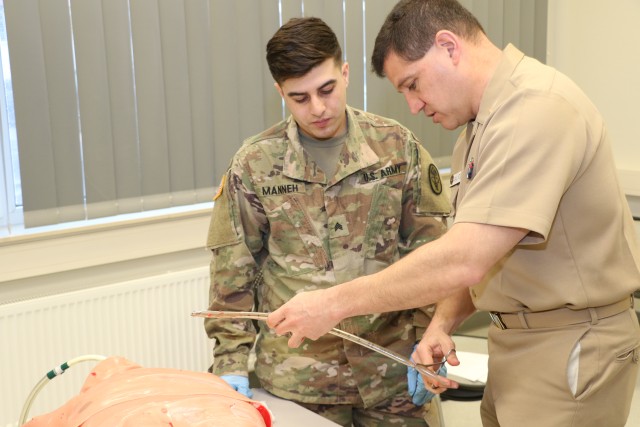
[546,0,640,197]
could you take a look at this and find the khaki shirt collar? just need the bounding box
[476,43,525,125]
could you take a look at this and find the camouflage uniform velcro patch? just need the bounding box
[415,145,451,216]
[207,172,241,249]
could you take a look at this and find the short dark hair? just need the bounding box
[266,17,343,84]
[371,0,484,77]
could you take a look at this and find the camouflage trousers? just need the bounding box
[297,393,441,427]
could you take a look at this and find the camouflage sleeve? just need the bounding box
[204,157,268,376]
[399,134,452,336]
[398,134,450,255]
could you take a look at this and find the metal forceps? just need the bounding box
[191,310,442,382]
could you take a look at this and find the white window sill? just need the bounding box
[0,203,213,282]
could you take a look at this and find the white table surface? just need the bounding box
[439,335,488,427]
[252,388,341,426]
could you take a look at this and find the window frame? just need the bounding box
[0,202,212,283]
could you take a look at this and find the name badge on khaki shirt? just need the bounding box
[450,171,461,187]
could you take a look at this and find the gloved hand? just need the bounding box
[407,360,447,406]
[220,374,253,398]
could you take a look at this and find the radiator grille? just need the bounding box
[0,266,214,427]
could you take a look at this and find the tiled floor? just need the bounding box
[442,308,640,427]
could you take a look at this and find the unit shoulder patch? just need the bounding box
[428,163,443,195]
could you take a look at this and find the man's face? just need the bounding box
[383,46,472,131]
[276,58,349,140]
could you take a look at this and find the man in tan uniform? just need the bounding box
[268,1,640,426]
[205,17,450,427]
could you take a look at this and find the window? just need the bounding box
[0,2,19,237]
[0,0,546,237]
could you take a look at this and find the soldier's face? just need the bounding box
[276,58,349,140]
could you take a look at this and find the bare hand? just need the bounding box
[413,329,460,393]
[266,289,342,348]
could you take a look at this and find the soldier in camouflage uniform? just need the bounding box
[204,17,450,427]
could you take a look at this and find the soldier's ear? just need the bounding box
[342,62,349,87]
[274,82,284,99]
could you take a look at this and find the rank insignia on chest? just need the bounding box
[329,214,350,238]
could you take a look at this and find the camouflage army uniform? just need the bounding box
[205,106,450,415]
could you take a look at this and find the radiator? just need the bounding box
[0,266,214,427]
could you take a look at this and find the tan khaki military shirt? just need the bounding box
[451,44,640,314]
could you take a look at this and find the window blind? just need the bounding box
[3,0,546,228]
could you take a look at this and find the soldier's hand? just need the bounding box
[408,362,448,406]
[220,375,253,398]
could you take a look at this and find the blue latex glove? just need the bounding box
[220,374,253,398]
[407,357,448,406]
